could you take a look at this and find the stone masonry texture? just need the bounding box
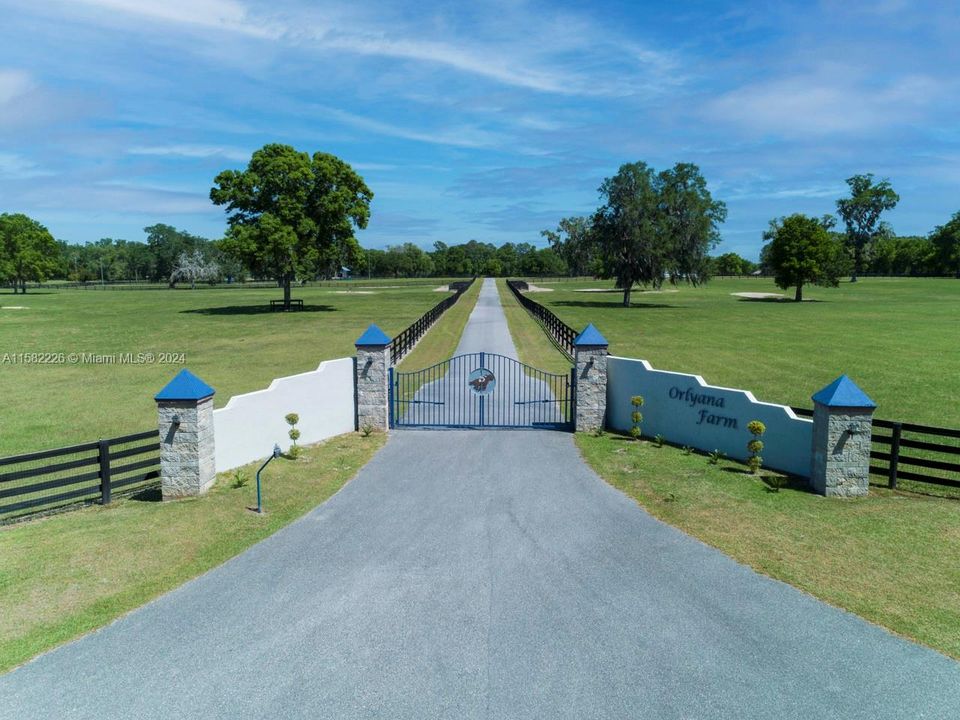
[158,397,216,500]
[810,404,873,497]
[575,346,608,433]
[356,345,390,432]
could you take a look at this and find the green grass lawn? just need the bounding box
[0,432,386,674]
[510,276,960,428]
[0,281,454,456]
[576,433,960,660]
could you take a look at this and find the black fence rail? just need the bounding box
[791,407,960,491]
[0,430,160,521]
[506,279,578,360]
[389,278,477,364]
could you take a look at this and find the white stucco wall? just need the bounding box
[213,357,355,472]
[607,356,812,477]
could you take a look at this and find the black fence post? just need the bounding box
[888,422,902,489]
[98,438,112,505]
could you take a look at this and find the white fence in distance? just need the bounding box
[213,357,355,472]
[607,356,813,477]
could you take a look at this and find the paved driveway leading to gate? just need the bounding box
[2,279,958,719]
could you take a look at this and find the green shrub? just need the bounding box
[747,420,766,474]
[230,469,248,489]
[654,434,664,448]
[360,423,375,437]
[285,412,301,451]
[630,395,644,441]
[708,449,724,465]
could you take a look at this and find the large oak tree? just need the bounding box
[763,214,840,301]
[836,174,899,282]
[0,213,60,293]
[592,162,726,306]
[211,144,372,308]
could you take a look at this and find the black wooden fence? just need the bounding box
[0,430,160,521]
[791,407,960,491]
[505,279,578,360]
[389,278,477,364]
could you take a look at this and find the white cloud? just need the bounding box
[707,68,941,136]
[128,144,251,161]
[68,0,280,38]
[53,1,677,98]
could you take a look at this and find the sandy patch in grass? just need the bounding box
[433,285,450,292]
[731,292,783,299]
[356,286,401,289]
[1,306,28,310]
[332,290,376,295]
[523,283,553,292]
[574,288,678,294]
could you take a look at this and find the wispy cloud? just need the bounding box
[0,153,53,179]
[67,0,280,38]
[128,144,251,162]
[707,66,942,136]
[315,105,506,149]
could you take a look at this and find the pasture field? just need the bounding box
[511,277,960,428]
[0,280,456,456]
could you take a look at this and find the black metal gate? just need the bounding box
[390,352,574,429]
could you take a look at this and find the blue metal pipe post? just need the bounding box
[256,444,282,514]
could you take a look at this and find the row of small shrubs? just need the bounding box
[617,393,769,476]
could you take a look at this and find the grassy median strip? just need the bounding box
[0,432,385,674]
[576,432,960,659]
[496,279,571,375]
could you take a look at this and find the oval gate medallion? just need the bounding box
[467,367,496,396]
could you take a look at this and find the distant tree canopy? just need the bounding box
[762,214,842,301]
[590,161,726,306]
[542,216,597,277]
[929,211,960,278]
[713,252,755,276]
[211,144,373,308]
[836,174,899,282]
[0,213,60,293]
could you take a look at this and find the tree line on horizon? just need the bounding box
[2,144,959,299]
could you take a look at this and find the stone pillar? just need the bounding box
[810,375,876,497]
[155,369,216,500]
[355,323,392,432]
[573,323,609,433]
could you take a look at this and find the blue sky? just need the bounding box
[1,0,957,259]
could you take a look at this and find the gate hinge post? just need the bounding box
[573,323,609,433]
[355,324,392,433]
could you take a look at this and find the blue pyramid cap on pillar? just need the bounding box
[154,369,215,402]
[355,323,391,346]
[573,323,608,347]
[811,375,876,409]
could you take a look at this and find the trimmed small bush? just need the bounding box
[630,395,644,440]
[747,420,765,474]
